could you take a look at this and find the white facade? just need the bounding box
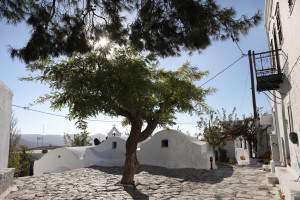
[34,135,126,175]
[0,81,12,168]
[138,129,217,170]
[265,1,300,199]
[265,0,300,172]
[107,126,122,138]
[35,128,218,175]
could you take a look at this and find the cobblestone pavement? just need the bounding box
[5,164,280,200]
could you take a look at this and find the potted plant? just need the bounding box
[289,132,298,145]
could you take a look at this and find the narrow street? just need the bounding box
[6,164,280,200]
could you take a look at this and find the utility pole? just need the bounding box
[248,50,258,119]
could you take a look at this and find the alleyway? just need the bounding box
[5,164,280,200]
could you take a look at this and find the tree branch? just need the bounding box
[138,118,158,142]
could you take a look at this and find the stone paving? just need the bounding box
[5,164,280,200]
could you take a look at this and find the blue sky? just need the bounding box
[0,0,270,136]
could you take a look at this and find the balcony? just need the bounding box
[252,49,285,92]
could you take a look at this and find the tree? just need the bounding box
[23,47,211,185]
[198,108,238,161]
[8,113,21,174]
[18,146,32,176]
[198,110,224,149]
[8,113,32,177]
[228,117,258,158]
[63,120,92,147]
[64,132,92,147]
[1,0,260,63]
[198,108,237,147]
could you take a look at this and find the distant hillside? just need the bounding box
[19,133,106,148]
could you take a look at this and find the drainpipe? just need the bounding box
[280,94,290,166]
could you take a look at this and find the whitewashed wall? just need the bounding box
[34,137,126,175]
[265,0,300,173]
[34,147,86,175]
[84,136,126,167]
[0,81,12,168]
[138,129,216,169]
[35,129,217,175]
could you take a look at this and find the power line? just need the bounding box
[200,55,246,87]
[233,39,247,56]
[288,54,300,76]
[262,92,281,105]
[266,91,282,100]
[12,104,197,125]
[12,104,121,123]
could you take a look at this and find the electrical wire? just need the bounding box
[233,40,247,56]
[12,104,197,125]
[266,91,282,100]
[12,38,250,126]
[200,55,246,87]
[262,92,281,105]
[12,104,122,123]
[288,54,300,76]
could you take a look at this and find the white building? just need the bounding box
[0,81,13,168]
[138,129,217,170]
[35,128,217,175]
[34,127,126,175]
[264,1,300,199]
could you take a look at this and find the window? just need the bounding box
[275,3,283,45]
[289,0,296,14]
[112,142,117,149]
[161,139,168,148]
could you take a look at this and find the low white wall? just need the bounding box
[138,130,216,169]
[235,148,250,165]
[34,130,218,175]
[34,137,127,175]
[84,137,126,167]
[34,148,85,176]
[0,81,12,168]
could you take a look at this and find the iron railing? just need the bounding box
[252,49,287,77]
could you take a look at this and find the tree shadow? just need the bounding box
[136,164,234,184]
[91,163,234,184]
[123,186,149,200]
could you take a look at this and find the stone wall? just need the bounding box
[0,81,13,168]
[0,168,14,195]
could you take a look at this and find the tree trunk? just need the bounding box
[121,121,141,185]
[121,147,137,185]
[247,140,253,158]
[253,136,257,158]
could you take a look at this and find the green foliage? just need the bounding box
[64,132,92,147]
[8,114,32,177]
[9,146,32,177]
[198,108,237,148]
[289,132,299,145]
[202,126,225,149]
[8,147,20,172]
[24,47,211,143]
[1,0,261,63]
[18,146,32,176]
[64,119,92,146]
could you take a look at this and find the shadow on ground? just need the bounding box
[91,163,234,184]
[124,186,149,200]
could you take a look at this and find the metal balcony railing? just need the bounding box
[250,49,286,92]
